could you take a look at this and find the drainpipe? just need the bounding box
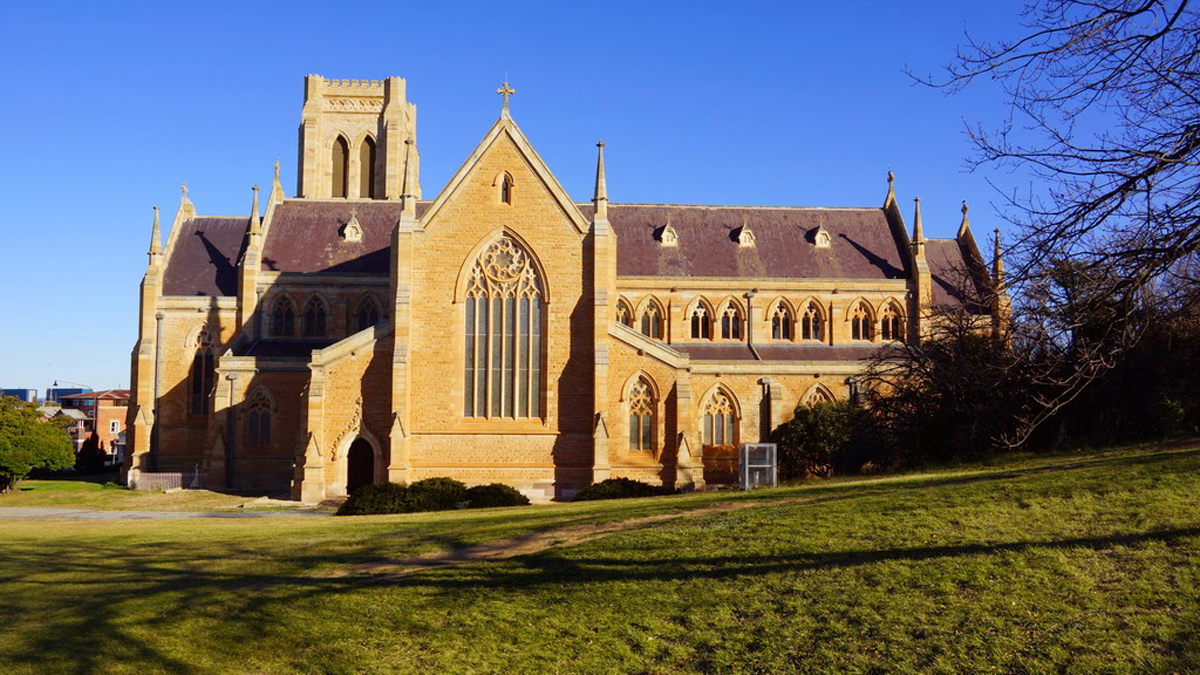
[152,312,164,472]
[225,373,239,488]
[744,289,762,360]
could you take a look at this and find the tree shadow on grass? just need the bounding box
[3,444,1200,672]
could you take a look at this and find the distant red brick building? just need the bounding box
[59,390,130,457]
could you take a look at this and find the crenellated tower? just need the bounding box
[297,75,420,200]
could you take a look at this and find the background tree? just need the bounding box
[0,397,74,492]
[912,0,1200,443]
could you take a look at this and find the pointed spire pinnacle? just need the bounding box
[248,185,261,235]
[593,141,609,221]
[270,161,285,204]
[993,228,1005,283]
[912,196,926,258]
[496,80,515,117]
[401,138,417,217]
[178,182,196,220]
[957,200,972,239]
[148,206,162,259]
[884,170,896,206]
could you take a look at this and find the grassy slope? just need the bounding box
[2,444,1199,674]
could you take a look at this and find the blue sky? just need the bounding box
[0,0,1024,391]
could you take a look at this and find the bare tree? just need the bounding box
[902,1,1200,446]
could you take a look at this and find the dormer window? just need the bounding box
[812,225,831,248]
[658,224,678,247]
[737,226,755,248]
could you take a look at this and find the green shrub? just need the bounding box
[574,477,668,501]
[407,477,468,511]
[773,400,872,479]
[463,483,531,508]
[336,483,412,515]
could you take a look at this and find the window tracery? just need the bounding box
[190,329,215,416]
[245,387,273,446]
[627,377,655,453]
[701,388,737,446]
[851,302,873,342]
[771,302,793,341]
[303,297,327,337]
[801,302,823,341]
[464,236,544,418]
[640,301,663,339]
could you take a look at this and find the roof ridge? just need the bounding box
[580,202,882,211]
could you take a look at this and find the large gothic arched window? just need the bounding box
[464,235,544,419]
[190,329,215,416]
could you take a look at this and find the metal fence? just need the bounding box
[132,465,205,491]
[739,443,778,490]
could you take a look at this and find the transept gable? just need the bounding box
[419,115,590,237]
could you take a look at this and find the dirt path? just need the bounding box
[342,496,816,578]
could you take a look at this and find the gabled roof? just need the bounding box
[579,204,910,280]
[420,115,591,235]
[260,200,430,275]
[162,217,248,296]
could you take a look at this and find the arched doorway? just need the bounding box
[346,438,375,494]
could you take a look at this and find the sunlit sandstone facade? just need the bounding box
[124,75,997,502]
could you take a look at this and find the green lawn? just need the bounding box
[0,472,306,511]
[2,444,1199,673]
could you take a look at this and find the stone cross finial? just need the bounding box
[496,81,515,112]
[182,183,188,197]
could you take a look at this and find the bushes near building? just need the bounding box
[463,483,530,508]
[574,477,671,501]
[337,478,530,515]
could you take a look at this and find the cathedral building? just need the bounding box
[124,75,999,502]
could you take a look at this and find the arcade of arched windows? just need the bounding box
[264,291,387,340]
[614,294,908,345]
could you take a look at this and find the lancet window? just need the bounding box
[851,302,873,342]
[880,303,904,342]
[640,302,663,339]
[303,297,327,337]
[359,136,376,199]
[355,295,381,332]
[801,302,823,341]
[771,302,793,340]
[701,388,737,447]
[616,299,634,328]
[332,136,349,199]
[690,303,712,340]
[720,302,743,340]
[463,235,544,419]
[190,329,215,416]
[244,387,273,446]
[627,377,656,453]
[271,297,295,337]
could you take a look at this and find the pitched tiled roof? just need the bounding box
[59,389,130,402]
[671,342,880,362]
[261,200,430,275]
[580,204,910,280]
[926,239,988,309]
[162,217,248,296]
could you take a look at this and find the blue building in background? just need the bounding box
[1,388,39,403]
[44,387,91,404]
